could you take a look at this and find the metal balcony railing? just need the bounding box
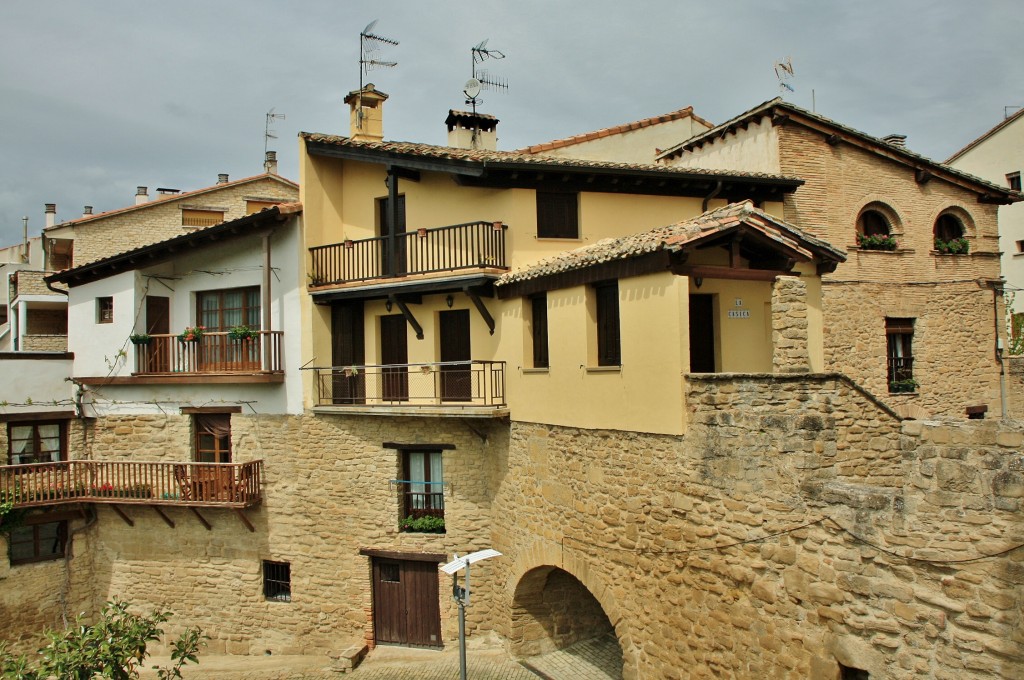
[313,360,506,408]
[134,331,283,374]
[309,220,508,286]
[0,460,263,509]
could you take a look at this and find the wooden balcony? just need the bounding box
[309,220,508,286]
[133,331,283,376]
[312,361,507,416]
[0,460,263,511]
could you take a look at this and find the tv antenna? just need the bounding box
[358,19,398,130]
[265,108,285,155]
[774,56,794,94]
[464,39,508,115]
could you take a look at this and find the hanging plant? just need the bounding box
[177,326,205,343]
[228,325,257,341]
[129,333,152,345]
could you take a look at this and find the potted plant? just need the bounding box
[129,333,152,345]
[857,233,898,251]
[177,326,205,343]
[888,378,919,394]
[399,515,446,533]
[934,237,969,255]
[228,325,257,341]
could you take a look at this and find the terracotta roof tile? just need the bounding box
[514,107,713,155]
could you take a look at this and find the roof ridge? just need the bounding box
[514,106,707,155]
[946,106,1024,163]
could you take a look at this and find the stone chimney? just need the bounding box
[217,173,229,184]
[83,206,93,217]
[44,203,56,228]
[264,151,278,175]
[344,84,388,142]
[445,110,499,150]
[136,187,149,205]
[883,134,907,148]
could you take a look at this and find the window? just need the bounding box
[839,664,870,680]
[886,318,914,392]
[1007,172,1021,192]
[934,214,965,242]
[181,209,224,228]
[97,297,113,324]
[857,210,891,237]
[245,200,279,215]
[263,561,291,602]
[595,281,621,366]
[537,191,579,239]
[530,294,549,368]
[402,451,444,524]
[9,519,67,565]
[8,421,66,465]
[194,414,231,463]
[197,286,260,331]
[1017,241,1024,254]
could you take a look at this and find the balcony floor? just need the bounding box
[312,404,509,419]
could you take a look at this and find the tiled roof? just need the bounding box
[300,132,802,183]
[43,173,299,232]
[497,200,845,286]
[946,106,1024,163]
[514,107,714,155]
[656,98,1019,200]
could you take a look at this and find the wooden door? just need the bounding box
[379,195,407,276]
[689,294,716,373]
[371,558,442,647]
[380,314,409,402]
[439,310,471,401]
[331,302,365,404]
[144,296,170,373]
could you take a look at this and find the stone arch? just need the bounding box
[854,199,904,239]
[930,204,977,241]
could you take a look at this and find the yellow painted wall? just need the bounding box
[686,277,774,373]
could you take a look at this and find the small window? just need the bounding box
[194,414,231,463]
[245,200,279,215]
[1007,172,1021,192]
[9,520,67,565]
[1017,241,1024,254]
[401,450,444,532]
[97,297,114,324]
[181,209,225,228]
[537,191,579,239]
[380,562,400,583]
[530,294,549,368]
[857,210,891,237]
[839,664,870,680]
[934,214,965,241]
[8,421,67,465]
[595,281,621,366]
[263,560,291,602]
[886,318,915,393]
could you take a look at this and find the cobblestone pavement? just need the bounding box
[350,645,539,679]
[521,634,623,680]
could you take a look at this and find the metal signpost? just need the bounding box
[440,549,502,680]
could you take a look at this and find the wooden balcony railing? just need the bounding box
[0,460,263,509]
[134,331,283,374]
[309,220,508,286]
[313,360,506,409]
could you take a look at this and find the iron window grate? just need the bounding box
[263,560,291,602]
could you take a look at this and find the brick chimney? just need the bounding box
[44,203,56,228]
[83,206,93,217]
[136,187,149,205]
[217,173,229,184]
[446,110,499,150]
[264,151,278,175]
[883,134,907,148]
[344,84,388,142]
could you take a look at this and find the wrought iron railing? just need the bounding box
[0,460,263,509]
[134,331,283,374]
[887,356,914,384]
[313,360,506,408]
[404,491,445,520]
[309,220,508,286]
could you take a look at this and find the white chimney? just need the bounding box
[44,203,56,228]
[264,151,278,175]
[136,186,149,205]
[217,173,229,184]
[445,110,499,150]
[344,84,388,142]
[83,206,93,217]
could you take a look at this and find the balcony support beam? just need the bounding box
[110,504,135,527]
[189,507,213,531]
[463,287,495,335]
[389,295,424,340]
[234,509,256,533]
[152,506,175,528]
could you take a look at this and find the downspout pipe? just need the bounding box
[702,180,724,212]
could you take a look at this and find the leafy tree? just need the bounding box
[0,599,203,679]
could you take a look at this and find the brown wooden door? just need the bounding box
[331,302,365,404]
[371,558,442,647]
[144,296,170,373]
[379,195,407,276]
[380,314,409,402]
[439,310,471,401]
[689,294,716,372]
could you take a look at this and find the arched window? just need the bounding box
[934,213,968,254]
[858,210,891,237]
[856,206,898,250]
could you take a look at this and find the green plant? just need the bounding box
[227,325,257,341]
[399,515,446,533]
[0,598,204,679]
[888,378,919,393]
[857,233,898,251]
[177,326,205,343]
[0,495,26,534]
[129,333,152,345]
[934,236,969,254]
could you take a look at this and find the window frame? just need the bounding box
[530,294,549,369]
[934,213,965,242]
[96,296,114,324]
[1007,172,1021,192]
[262,560,292,602]
[181,209,225,228]
[401,450,444,522]
[857,209,891,238]
[885,317,915,392]
[193,414,231,463]
[595,281,621,367]
[7,420,67,465]
[196,286,260,332]
[536,191,580,239]
[8,518,68,565]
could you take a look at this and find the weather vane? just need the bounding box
[774,57,794,94]
[358,20,398,129]
[265,108,285,156]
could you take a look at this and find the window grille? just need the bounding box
[263,560,291,602]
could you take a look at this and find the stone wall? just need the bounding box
[26,309,68,336]
[21,334,67,352]
[13,270,65,297]
[1008,356,1024,420]
[771,276,810,373]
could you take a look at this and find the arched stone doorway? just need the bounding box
[509,566,624,679]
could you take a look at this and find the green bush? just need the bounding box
[857,233,898,251]
[400,515,446,533]
[934,237,969,254]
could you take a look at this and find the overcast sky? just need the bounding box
[1,0,1021,246]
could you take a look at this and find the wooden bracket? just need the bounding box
[152,506,175,528]
[463,287,495,335]
[390,295,424,339]
[234,509,256,533]
[110,504,134,527]
[189,507,213,531]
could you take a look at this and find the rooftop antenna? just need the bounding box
[463,40,508,146]
[358,19,398,130]
[774,56,795,95]
[265,108,285,156]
